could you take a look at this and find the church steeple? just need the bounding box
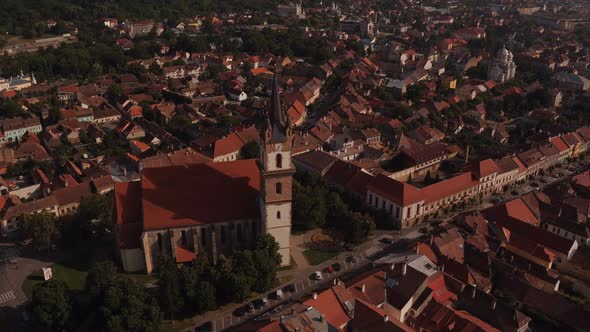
[265,72,291,144]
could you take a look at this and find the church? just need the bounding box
[488,47,516,83]
[113,74,294,273]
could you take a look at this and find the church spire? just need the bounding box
[266,71,290,143]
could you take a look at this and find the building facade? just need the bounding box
[488,47,516,83]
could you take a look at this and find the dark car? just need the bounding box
[325,265,334,273]
[510,191,519,196]
[530,182,539,188]
[332,263,342,272]
[194,321,213,332]
[379,237,395,244]
[283,284,296,293]
[233,306,248,317]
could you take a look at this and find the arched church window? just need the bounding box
[276,182,282,194]
[276,154,283,168]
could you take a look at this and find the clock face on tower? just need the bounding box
[274,143,282,151]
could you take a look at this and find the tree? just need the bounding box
[157,257,183,319]
[107,84,126,104]
[31,280,72,331]
[86,260,117,298]
[345,212,375,243]
[77,193,113,235]
[20,212,57,250]
[293,181,327,230]
[326,191,349,226]
[241,140,260,159]
[99,277,161,332]
[194,280,217,313]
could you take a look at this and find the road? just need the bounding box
[185,227,424,332]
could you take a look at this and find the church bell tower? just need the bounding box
[260,73,294,267]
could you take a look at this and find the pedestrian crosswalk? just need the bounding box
[0,290,16,304]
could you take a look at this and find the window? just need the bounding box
[157,233,162,250]
[276,182,282,194]
[276,154,283,168]
[181,230,187,246]
[201,228,207,246]
[221,225,226,243]
[237,224,243,241]
[277,211,281,219]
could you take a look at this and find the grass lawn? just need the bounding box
[303,249,338,266]
[23,262,88,298]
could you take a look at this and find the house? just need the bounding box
[0,117,42,144]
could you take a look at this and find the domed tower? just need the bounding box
[259,72,294,267]
[488,46,517,83]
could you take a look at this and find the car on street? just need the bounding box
[491,197,502,204]
[332,263,341,272]
[283,284,296,293]
[271,289,284,300]
[346,256,359,263]
[312,271,323,280]
[510,191,518,196]
[247,303,255,313]
[530,182,539,188]
[325,265,334,273]
[194,321,213,332]
[379,237,395,244]
[233,306,247,317]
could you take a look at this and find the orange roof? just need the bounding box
[175,247,196,263]
[474,159,499,178]
[141,160,260,230]
[303,287,351,329]
[346,270,387,306]
[214,133,245,158]
[505,198,540,226]
[129,105,143,117]
[427,272,457,305]
[423,173,479,204]
[511,156,527,174]
[130,140,150,152]
[550,136,569,152]
[368,174,425,206]
[114,182,142,249]
[250,68,270,75]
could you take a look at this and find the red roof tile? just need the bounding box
[368,174,425,206]
[141,160,260,230]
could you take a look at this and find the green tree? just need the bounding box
[31,280,72,331]
[326,191,349,226]
[99,277,161,332]
[345,212,375,243]
[293,181,326,230]
[241,140,260,159]
[86,260,117,298]
[194,280,217,313]
[157,257,183,319]
[107,84,126,104]
[20,212,57,250]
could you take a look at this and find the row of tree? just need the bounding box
[293,173,375,243]
[31,233,282,330]
[157,234,282,319]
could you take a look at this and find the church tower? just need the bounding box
[260,73,294,267]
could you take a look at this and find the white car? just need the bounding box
[313,271,323,280]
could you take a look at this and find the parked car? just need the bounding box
[233,306,247,317]
[379,237,395,244]
[194,321,213,332]
[332,263,341,272]
[283,284,296,293]
[346,256,359,263]
[271,289,284,300]
[325,265,334,273]
[312,271,323,280]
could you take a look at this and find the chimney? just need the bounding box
[334,279,338,286]
[402,262,407,276]
[361,284,366,293]
[471,287,476,299]
[430,235,434,245]
[280,315,286,324]
[384,315,389,323]
[312,292,318,300]
[441,264,445,273]
[491,299,497,310]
